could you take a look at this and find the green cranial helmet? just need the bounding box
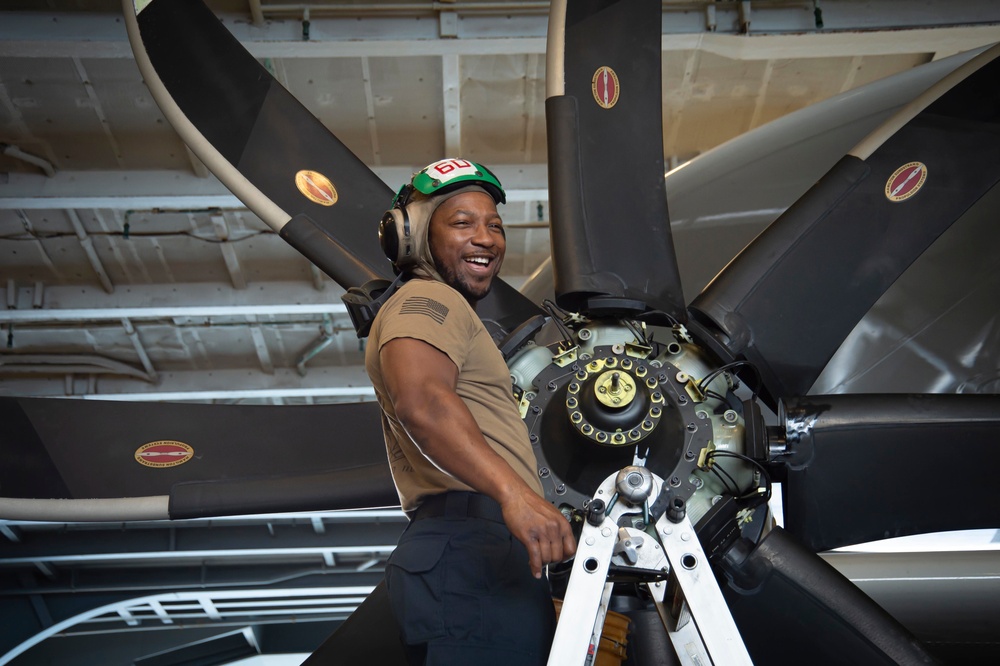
[392,158,506,209]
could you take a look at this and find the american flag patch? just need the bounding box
[400,296,449,324]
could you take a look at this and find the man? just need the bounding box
[366,158,576,665]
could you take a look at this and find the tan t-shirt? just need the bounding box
[365,278,544,512]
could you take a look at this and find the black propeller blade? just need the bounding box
[688,45,1000,404]
[125,0,391,290]
[546,0,686,320]
[768,393,1000,552]
[0,397,397,520]
[721,527,940,666]
[301,581,407,666]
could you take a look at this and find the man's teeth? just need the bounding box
[467,257,490,265]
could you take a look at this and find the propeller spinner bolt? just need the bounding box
[595,370,636,408]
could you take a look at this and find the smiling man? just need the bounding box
[366,159,576,665]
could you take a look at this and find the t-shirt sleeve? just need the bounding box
[376,282,476,370]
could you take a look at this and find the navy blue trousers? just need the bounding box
[385,511,556,665]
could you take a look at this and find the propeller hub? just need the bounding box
[566,356,664,447]
[522,343,713,510]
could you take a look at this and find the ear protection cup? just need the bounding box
[378,208,410,265]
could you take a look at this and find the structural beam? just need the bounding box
[442,54,463,156]
[1,364,375,401]
[0,545,397,567]
[2,6,1000,59]
[72,386,375,402]
[0,304,348,324]
[0,167,549,210]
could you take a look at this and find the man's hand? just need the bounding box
[500,486,577,579]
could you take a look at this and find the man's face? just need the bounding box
[428,191,506,304]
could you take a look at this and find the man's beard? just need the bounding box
[432,255,494,304]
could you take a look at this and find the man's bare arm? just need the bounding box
[381,336,576,577]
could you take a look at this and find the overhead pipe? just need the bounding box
[248,0,265,26]
[0,353,153,382]
[259,2,550,17]
[121,318,158,383]
[0,143,55,178]
[295,314,336,376]
[66,209,114,294]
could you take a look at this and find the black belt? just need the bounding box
[410,491,505,524]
